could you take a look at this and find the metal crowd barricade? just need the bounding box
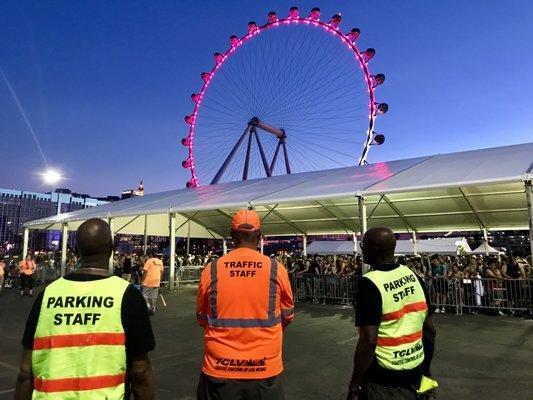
[177,265,205,285]
[290,273,358,305]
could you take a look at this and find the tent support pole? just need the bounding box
[482,227,489,256]
[143,215,148,256]
[358,196,369,273]
[60,223,68,277]
[352,232,357,255]
[222,238,227,255]
[260,237,264,254]
[526,180,533,259]
[302,234,307,257]
[22,227,29,259]
[412,231,418,256]
[169,212,176,291]
[108,218,114,273]
[186,220,191,256]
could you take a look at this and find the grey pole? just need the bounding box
[222,238,228,255]
[260,237,264,254]
[143,214,148,256]
[482,227,489,256]
[358,196,369,273]
[108,218,115,273]
[186,220,191,256]
[22,227,29,259]
[169,212,176,291]
[525,180,533,260]
[60,223,68,277]
[352,232,357,255]
[412,231,418,255]
[302,234,307,257]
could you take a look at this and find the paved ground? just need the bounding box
[1,285,532,399]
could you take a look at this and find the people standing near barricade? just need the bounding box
[142,253,163,315]
[122,253,133,282]
[0,258,5,292]
[430,255,447,313]
[18,254,36,296]
[347,227,437,400]
[14,218,156,400]
[196,209,295,400]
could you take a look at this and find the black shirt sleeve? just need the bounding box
[354,277,382,327]
[121,285,156,357]
[22,292,44,349]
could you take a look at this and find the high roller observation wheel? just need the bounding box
[181,6,388,188]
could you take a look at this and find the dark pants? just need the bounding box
[361,382,418,400]
[20,274,33,292]
[197,372,284,400]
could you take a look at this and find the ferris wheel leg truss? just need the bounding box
[211,117,290,185]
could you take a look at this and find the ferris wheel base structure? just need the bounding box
[211,117,290,185]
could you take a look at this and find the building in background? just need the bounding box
[0,188,108,253]
[121,180,144,200]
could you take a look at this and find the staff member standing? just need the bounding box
[18,254,36,296]
[196,209,295,400]
[347,227,436,400]
[15,218,156,400]
[141,253,164,315]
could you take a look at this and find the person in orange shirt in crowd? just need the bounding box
[142,253,163,315]
[0,258,5,292]
[196,209,295,400]
[18,254,36,296]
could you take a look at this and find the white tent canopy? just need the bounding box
[307,240,356,255]
[24,142,533,240]
[469,244,501,255]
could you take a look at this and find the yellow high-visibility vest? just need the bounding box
[365,265,428,370]
[32,276,130,399]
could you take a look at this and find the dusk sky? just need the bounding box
[1,1,532,197]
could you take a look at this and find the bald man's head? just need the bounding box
[362,227,396,266]
[76,218,113,269]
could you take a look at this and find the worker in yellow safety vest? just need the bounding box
[15,218,156,400]
[347,227,437,400]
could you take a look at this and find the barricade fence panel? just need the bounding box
[290,274,533,315]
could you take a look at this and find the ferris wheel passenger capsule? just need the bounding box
[267,12,278,23]
[186,179,197,189]
[248,21,258,33]
[214,52,224,63]
[184,115,195,125]
[329,14,342,29]
[361,48,376,62]
[347,28,360,42]
[309,7,321,20]
[182,158,193,168]
[371,132,385,145]
[191,93,201,103]
[181,137,191,147]
[201,72,211,82]
[372,74,386,87]
[289,7,299,19]
[375,103,389,115]
[229,35,240,46]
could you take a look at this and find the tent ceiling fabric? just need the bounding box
[24,142,533,238]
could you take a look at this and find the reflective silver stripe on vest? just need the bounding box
[208,257,279,328]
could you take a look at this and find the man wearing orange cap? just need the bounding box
[196,209,295,400]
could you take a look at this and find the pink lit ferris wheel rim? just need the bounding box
[183,13,382,188]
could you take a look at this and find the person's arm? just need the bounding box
[141,260,150,284]
[347,325,378,399]
[421,316,436,376]
[278,263,295,329]
[196,263,211,328]
[128,353,155,400]
[14,349,33,400]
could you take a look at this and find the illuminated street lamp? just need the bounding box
[41,169,63,215]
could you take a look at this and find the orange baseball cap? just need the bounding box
[232,209,261,232]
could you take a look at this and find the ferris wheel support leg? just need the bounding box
[253,131,272,177]
[269,140,283,174]
[242,129,254,181]
[211,125,251,184]
[282,140,291,174]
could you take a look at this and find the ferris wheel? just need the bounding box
[181,7,388,188]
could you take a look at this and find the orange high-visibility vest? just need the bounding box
[196,248,295,379]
